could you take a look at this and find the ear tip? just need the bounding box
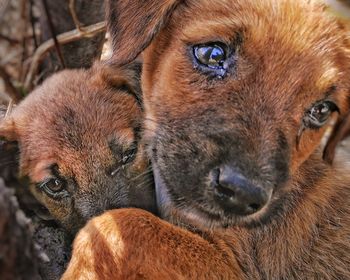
[110,50,138,67]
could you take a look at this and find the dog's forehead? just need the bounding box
[166,0,346,90]
[141,0,350,127]
[178,0,341,51]
[20,107,136,185]
[24,70,139,140]
[27,93,136,153]
[16,73,139,180]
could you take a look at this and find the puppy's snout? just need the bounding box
[210,166,269,216]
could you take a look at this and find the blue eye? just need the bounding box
[193,44,226,68]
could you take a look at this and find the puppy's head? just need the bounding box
[0,62,156,234]
[109,0,350,228]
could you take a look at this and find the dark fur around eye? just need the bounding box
[109,140,138,167]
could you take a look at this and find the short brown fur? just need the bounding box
[0,62,156,234]
[63,0,350,279]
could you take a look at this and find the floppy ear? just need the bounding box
[107,0,182,65]
[99,61,142,95]
[323,112,350,164]
[92,60,143,106]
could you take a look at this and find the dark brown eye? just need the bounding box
[194,44,226,68]
[122,145,137,165]
[303,101,338,129]
[39,178,68,199]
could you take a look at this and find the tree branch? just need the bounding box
[0,34,20,45]
[24,21,106,91]
[69,0,83,33]
[41,0,66,68]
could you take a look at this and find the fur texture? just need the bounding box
[0,62,156,234]
[63,0,350,278]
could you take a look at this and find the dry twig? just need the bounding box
[29,0,38,49]
[41,0,66,68]
[0,34,20,45]
[24,21,106,91]
[5,99,14,117]
[68,0,83,33]
[68,0,104,37]
[19,0,28,81]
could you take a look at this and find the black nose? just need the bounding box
[210,166,270,215]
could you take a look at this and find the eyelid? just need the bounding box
[38,177,54,188]
[314,100,339,112]
[306,99,338,112]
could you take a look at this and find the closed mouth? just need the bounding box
[153,163,273,228]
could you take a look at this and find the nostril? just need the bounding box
[210,165,269,216]
[248,203,261,212]
[214,184,236,198]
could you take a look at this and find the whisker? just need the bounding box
[131,177,155,190]
[110,167,121,177]
[130,166,153,182]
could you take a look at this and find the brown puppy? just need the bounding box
[0,62,156,234]
[63,0,350,279]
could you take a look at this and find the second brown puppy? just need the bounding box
[0,62,156,234]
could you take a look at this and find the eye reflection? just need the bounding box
[303,100,338,129]
[194,44,226,68]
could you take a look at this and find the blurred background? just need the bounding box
[0,0,108,106]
